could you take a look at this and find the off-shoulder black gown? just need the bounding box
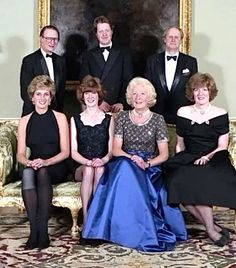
[165,114,236,208]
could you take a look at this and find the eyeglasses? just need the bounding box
[42,36,59,43]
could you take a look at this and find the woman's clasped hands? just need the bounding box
[194,155,210,165]
[27,158,47,170]
[130,154,147,170]
[86,158,105,167]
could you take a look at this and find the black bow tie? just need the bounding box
[100,46,111,52]
[167,55,177,61]
[46,54,53,58]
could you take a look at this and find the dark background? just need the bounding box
[51,0,179,80]
[50,0,179,117]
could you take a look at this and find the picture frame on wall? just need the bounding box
[38,0,192,80]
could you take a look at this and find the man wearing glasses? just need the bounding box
[20,25,66,116]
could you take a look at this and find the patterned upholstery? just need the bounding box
[0,119,236,233]
[0,120,82,235]
[166,124,177,157]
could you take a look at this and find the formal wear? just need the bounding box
[79,46,133,107]
[26,109,67,183]
[20,49,66,116]
[82,111,187,252]
[165,114,236,208]
[145,51,198,124]
[73,113,111,159]
[22,109,68,249]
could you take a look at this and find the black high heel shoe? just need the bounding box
[214,234,229,247]
[219,228,230,239]
[214,221,232,239]
[25,234,38,250]
[38,234,50,250]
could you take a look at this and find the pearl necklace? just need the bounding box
[132,109,150,118]
[193,104,211,115]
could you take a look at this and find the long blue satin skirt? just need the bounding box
[82,155,187,252]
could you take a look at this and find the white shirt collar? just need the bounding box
[41,48,53,58]
[165,51,179,57]
[99,42,112,48]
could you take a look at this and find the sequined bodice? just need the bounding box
[114,111,168,154]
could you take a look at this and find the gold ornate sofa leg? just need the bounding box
[70,208,80,236]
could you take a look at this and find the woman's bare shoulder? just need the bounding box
[177,105,193,117]
[18,113,31,128]
[211,105,227,116]
[52,110,67,120]
[52,111,68,126]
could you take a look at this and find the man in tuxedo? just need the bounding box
[79,16,133,112]
[20,25,66,116]
[145,26,198,124]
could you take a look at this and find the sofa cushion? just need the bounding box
[52,181,81,196]
[166,124,177,157]
[3,181,22,197]
[3,180,81,198]
[0,125,18,186]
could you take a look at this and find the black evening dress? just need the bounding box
[73,113,111,159]
[165,113,236,208]
[26,110,67,184]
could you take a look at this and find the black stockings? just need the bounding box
[22,167,52,248]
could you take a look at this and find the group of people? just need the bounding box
[17,15,236,252]
[20,16,197,124]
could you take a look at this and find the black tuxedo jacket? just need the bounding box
[145,51,198,124]
[20,49,66,116]
[79,46,133,107]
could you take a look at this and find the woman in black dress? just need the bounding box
[165,72,236,247]
[70,75,114,223]
[17,75,70,249]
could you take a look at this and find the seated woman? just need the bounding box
[82,77,187,252]
[165,72,236,247]
[70,75,114,223]
[17,75,70,250]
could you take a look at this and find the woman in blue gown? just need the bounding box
[82,77,187,252]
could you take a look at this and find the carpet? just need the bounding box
[0,208,236,268]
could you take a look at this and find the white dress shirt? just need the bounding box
[41,49,54,81]
[165,52,179,91]
[100,42,112,62]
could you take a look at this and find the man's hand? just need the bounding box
[111,103,123,113]
[99,101,111,112]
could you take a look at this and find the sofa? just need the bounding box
[0,119,81,235]
[0,119,236,235]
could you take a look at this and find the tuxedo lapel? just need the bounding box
[101,48,120,81]
[157,53,168,92]
[92,47,106,71]
[171,53,186,91]
[38,51,49,76]
[52,54,60,92]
